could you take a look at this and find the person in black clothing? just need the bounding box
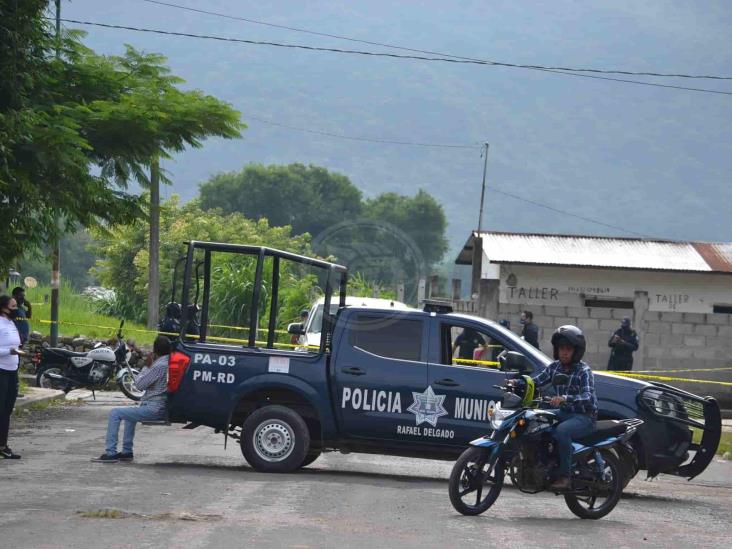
[607,316,639,371]
[452,328,485,360]
[520,310,540,349]
[11,287,31,345]
[158,302,182,343]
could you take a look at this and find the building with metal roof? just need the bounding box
[456,231,732,273]
[452,231,732,404]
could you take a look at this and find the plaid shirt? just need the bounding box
[134,355,169,401]
[533,360,598,415]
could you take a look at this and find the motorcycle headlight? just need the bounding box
[488,405,513,430]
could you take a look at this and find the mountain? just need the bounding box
[65,0,732,256]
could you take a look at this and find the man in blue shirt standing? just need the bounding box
[527,325,598,491]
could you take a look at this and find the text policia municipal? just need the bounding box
[341,387,495,422]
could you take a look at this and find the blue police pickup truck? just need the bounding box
[165,241,721,480]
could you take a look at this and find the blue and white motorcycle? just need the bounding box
[448,373,642,519]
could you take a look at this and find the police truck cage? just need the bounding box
[177,241,348,354]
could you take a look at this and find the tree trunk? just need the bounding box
[147,157,160,330]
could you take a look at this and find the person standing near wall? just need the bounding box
[520,310,540,349]
[607,316,639,371]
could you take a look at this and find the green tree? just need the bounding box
[199,163,363,238]
[19,230,99,289]
[362,190,448,269]
[0,2,140,274]
[0,3,243,326]
[93,197,318,332]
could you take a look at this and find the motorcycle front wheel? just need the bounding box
[564,449,622,520]
[449,446,505,516]
[117,368,143,401]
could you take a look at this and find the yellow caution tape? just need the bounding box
[622,367,732,374]
[208,323,289,335]
[454,358,501,368]
[603,371,732,387]
[34,320,732,382]
[39,319,318,350]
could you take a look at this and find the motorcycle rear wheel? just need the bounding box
[564,449,622,520]
[449,447,505,516]
[36,365,68,392]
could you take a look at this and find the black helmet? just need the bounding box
[165,302,182,319]
[550,325,586,363]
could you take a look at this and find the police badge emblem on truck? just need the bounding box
[407,386,448,427]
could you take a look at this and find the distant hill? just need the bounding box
[67,0,732,257]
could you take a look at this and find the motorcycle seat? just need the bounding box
[43,347,89,359]
[575,420,627,446]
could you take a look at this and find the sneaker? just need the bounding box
[0,447,21,459]
[91,453,119,463]
[116,452,134,462]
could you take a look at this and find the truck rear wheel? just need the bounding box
[241,405,310,473]
[300,450,321,468]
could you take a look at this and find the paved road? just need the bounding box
[1,393,730,549]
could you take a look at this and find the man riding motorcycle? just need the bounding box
[512,324,598,490]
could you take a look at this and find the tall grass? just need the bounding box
[22,283,156,345]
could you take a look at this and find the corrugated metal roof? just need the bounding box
[462,232,732,273]
[692,243,732,273]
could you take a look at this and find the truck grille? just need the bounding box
[638,384,709,430]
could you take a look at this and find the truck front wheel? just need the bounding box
[241,405,310,473]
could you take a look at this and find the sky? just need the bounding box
[58,0,732,254]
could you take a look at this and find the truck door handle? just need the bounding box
[434,378,460,387]
[341,367,366,376]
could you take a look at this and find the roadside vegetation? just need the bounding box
[717,432,732,456]
[24,283,155,344]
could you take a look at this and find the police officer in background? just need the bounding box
[607,316,639,371]
[520,310,540,349]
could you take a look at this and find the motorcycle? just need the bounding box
[34,320,144,401]
[448,372,642,520]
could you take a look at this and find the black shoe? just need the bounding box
[91,453,119,463]
[0,447,21,459]
[116,452,134,462]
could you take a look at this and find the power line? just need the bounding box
[246,115,478,149]
[249,115,645,236]
[140,0,732,81]
[56,18,732,97]
[489,187,648,237]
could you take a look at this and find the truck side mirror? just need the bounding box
[499,351,534,375]
[287,323,305,336]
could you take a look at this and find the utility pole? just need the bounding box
[477,142,489,234]
[50,0,61,346]
[147,157,161,329]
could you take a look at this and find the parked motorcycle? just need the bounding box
[34,321,144,401]
[448,373,642,520]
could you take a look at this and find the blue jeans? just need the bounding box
[553,409,596,476]
[105,398,166,456]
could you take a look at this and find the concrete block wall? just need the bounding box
[493,303,732,406]
[496,303,622,367]
[641,311,732,370]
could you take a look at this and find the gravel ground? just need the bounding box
[1,393,730,549]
